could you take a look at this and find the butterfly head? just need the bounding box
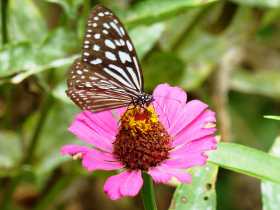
[136,92,154,108]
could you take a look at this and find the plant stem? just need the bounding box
[141,172,158,210]
[1,0,9,44]
[23,93,54,164]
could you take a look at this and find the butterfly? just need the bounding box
[66,5,153,112]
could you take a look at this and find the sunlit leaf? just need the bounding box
[261,137,280,210]
[264,115,280,121]
[208,142,280,183]
[169,163,218,210]
[230,0,280,8]
[125,0,218,27]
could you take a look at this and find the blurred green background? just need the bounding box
[0,0,280,210]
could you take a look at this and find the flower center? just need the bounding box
[113,105,171,171]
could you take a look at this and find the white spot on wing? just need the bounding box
[133,56,142,87]
[93,44,100,51]
[94,17,99,21]
[105,51,117,61]
[127,67,140,89]
[102,29,109,35]
[98,12,104,17]
[110,22,122,36]
[119,51,132,63]
[83,52,90,56]
[119,27,125,36]
[90,58,102,65]
[126,40,133,51]
[94,34,101,39]
[105,39,116,49]
[103,23,110,29]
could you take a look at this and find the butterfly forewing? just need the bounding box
[66,5,145,112]
[82,5,143,91]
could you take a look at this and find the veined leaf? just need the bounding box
[208,143,280,183]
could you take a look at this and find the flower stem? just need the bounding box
[141,172,158,210]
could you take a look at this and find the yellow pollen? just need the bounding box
[120,105,158,135]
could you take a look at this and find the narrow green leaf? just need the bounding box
[230,0,280,8]
[261,137,280,210]
[264,115,280,121]
[169,163,218,210]
[208,142,280,183]
[11,54,79,84]
[125,0,217,27]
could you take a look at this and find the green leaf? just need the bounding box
[45,0,83,18]
[0,28,79,82]
[130,23,165,60]
[169,163,218,210]
[231,69,280,99]
[264,115,280,121]
[208,142,280,183]
[176,29,225,90]
[143,52,185,90]
[261,137,280,210]
[0,131,22,175]
[9,0,47,43]
[230,0,280,8]
[33,102,79,175]
[125,0,218,27]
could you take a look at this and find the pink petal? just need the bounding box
[163,153,207,169]
[148,167,173,183]
[82,149,123,172]
[68,109,123,152]
[104,170,143,200]
[169,100,208,136]
[119,170,143,197]
[60,144,90,156]
[173,109,216,146]
[152,84,187,129]
[149,166,192,184]
[170,136,217,158]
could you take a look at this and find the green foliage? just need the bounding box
[208,143,280,183]
[261,137,280,210]
[1,0,280,209]
[169,163,218,210]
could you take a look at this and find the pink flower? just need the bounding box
[61,84,217,200]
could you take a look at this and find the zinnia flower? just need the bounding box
[61,83,217,200]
